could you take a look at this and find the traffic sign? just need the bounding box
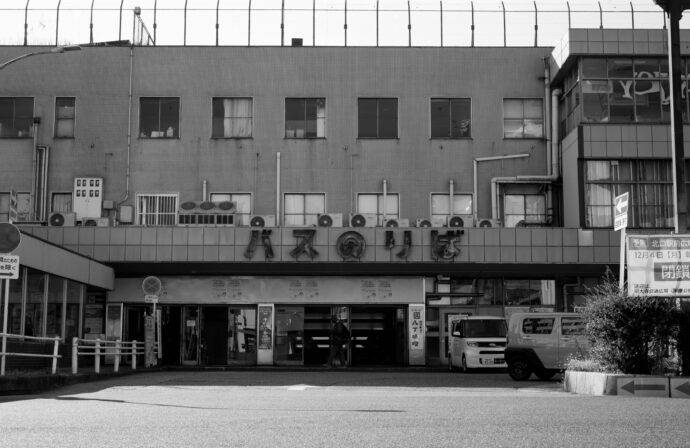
[144,294,159,304]
[614,192,629,231]
[0,254,20,279]
[0,223,21,253]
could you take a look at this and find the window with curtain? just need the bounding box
[504,194,546,227]
[585,160,673,228]
[0,97,33,138]
[139,97,179,138]
[136,193,178,226]
[285,98,325,138]
[503,98,544,138]
[212,97,252,138]
[430,193,473,220]
[51,193,73,213]
[55,97,75,138]
[284,193,325,226]
[358,98,398,138]
[430,98,471,138]
[210,192,252,225]
[357,193,399,225]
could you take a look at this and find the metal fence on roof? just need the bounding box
[0,0,683,48]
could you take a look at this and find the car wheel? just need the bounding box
[461,355,469,373]
[535,370,556,381]
[507,357,532,381]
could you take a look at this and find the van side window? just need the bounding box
[522,318,554,334]
[561,317,585,335]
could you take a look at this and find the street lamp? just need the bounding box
[0,45,81,70]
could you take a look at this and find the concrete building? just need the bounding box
[0,27,682,367]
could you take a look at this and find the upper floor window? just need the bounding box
[136,193,178,226]
[51,192,72,213]
[358,98,398,138]
[55,97,75,138]
[503,98,543,138]
[0,191,30,222]
[139,97,179,138]
[357,193,399,225]
[209,192,252,226]
[0,97,33,138]
[430,98,471,138]
[585,160,673,229]
[284,193,325,226]
[504,194,546,227]
[212,97,252,138]
[430,193,473,222]
[285,98,326,138]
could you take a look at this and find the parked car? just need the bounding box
[447,315,507,372]
[504,312,588,381]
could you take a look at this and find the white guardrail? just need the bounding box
[0,333,61,376]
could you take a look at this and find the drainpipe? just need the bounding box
[116,36,135,223]
[202,179,208,201]
[382,179,388,222]
[474,154,530,223]
[276,152,281,226]
[449,179,454,217]
[30,119,39,221]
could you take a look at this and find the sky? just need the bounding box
[0,0,685,48]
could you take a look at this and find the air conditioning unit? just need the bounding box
[82,217,110,227]
[476,218,501,228]
[179,200,236,213]
[317,213,343,228]
[48,211,76,227]
[178,214,235,226]
[349,213,378,227]
[416,217,445,228]
[383,218,410,228]
[249,214,276,227]
[447,215,474,228]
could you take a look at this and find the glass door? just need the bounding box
[182,306,199,365]
[228,307,257,364]
[275,306,304,365]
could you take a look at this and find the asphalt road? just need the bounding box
[1,370,689,448]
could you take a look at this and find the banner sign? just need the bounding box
[627,235,690,297]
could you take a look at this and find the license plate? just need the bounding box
[483,359,493,365]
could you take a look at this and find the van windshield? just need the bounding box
[465,320,507,338]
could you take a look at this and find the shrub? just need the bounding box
[582,270,679,375]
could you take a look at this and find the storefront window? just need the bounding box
[2,267,24,334]
[65,280,81,342]
[46,276,64,337]
[228,307,256,363]
[504,280,554,306]
[275,307,304,364]
[25,268,45,336]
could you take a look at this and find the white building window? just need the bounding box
[285,98,326,138]
[209,192,252,225]
[55,97,75,138]
[430,193,473,221]
[504,194,546,227]
[136,193,178,226]
[139,97,179,138]
[212,98,252,138]
[357,193,399,225]
[284,193,325,226]
[51,193,73,213]
[503,98,544,138]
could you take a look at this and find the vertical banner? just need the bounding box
[257,304,274,365]
[408,304,425,365]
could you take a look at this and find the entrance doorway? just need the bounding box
[161,306,181,366]
[350,307,406,366]
[182,306,199,365]
[202,306,228,365]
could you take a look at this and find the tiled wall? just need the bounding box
[19,225,620,265]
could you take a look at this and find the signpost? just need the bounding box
[0,222,21,376]
[614,193,629,290]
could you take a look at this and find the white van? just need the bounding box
[447,316,507,372]
[505,312,589,381]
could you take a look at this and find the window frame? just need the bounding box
[356,192,400,225]
[502,98,544,139]
[284,97,326,139]
[50,192,73,213]
[0,97,34,138]
[211,97,253,139]
[54,96,76,138]
[283,192,326,226]
[503,193,547,227]
[429,192,473,220]
[135,193,179,226]
[138,97,180,139]
[429,98,472,139]
[357,97,399,139]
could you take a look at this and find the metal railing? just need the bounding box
[0,0,682,48]
[0,333,61,376]
[71,337,153,374]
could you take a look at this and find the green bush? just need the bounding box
[582,270,679,375]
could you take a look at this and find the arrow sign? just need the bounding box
[620,381,665,394]
[618,377,668,396]
[671,378,690,398]
[614,193,629,231]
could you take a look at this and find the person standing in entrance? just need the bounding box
[325,316,350,368]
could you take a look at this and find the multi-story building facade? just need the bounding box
[0,26,684,368]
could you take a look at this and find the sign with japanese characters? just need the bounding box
[614,192,629,231]
[627,235,690,297]
[408,304,425,365]
[0,254,19,279]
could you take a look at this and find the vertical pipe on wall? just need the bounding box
[281,0,285,47]
[24,0,30,46]
[203,180,208,201]
[630,2,634,30]
[344,0,348,47]
[153,0,157,45]
[407,1,411,47]
[449,179,454,216]
[276,153,281,226]
[90,0,94,44]
[119,0,124,41]
[470,2,474,47]
[248,0,252,46]
[117,24,135,221]
[376,0,379,47]
[501,1,506,47]
[533,1,538,47]
[566,2,570,29]
[184,0,188,46]
[598,1,603,29]
[42,146,50,221]
[382,179,388,222]
[313,0,316,46]
[55,0,61,45]
[216,0,220,46]
[440,1,443,47]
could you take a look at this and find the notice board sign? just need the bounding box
[627,235,690,297]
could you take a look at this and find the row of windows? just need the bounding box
[0,190,546,228]
[0,97,545,140]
